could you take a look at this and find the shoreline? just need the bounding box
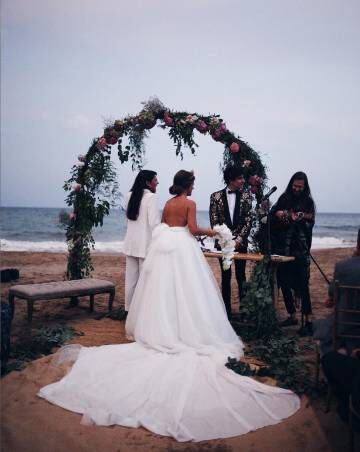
[0,243,356,256]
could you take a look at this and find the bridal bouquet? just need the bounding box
[213,224,236,270]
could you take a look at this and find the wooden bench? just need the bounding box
[8,279,115,322]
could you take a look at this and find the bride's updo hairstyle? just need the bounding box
[169,170,195,195]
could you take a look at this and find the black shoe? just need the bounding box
[298,321,313,337]
[279,317,298,327]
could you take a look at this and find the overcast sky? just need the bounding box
[1,0,359,212]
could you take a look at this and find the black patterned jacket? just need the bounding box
[209,188,253,251]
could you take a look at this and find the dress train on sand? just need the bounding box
[39,224,300,442]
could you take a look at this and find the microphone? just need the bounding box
[262,186,277,201]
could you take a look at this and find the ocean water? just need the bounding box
[0,207,359,253]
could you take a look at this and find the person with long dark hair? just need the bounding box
[271,171,316,336]
[123,170,160,312]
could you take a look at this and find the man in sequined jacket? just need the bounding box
[209,166,253,318]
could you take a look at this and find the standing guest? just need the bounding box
[123,170,160,313]
[209,165,253,318]
[271,171,315,336]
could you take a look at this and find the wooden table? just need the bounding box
[203,251,294,307]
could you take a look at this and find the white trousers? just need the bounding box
[125,256,145,311]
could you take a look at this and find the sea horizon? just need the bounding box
[1,207,359,253]
[1,205,360,215]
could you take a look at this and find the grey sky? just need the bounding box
[1,0,359,212]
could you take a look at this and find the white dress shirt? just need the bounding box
[226,187,236,223]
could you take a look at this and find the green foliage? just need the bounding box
[251,337,311,393]
[229,261,311,394]
[64,141,121,279]
[238,260,280,340]
[64,98,267,280]
[6,325,81,373]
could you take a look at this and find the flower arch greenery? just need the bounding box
[64,98,267,280]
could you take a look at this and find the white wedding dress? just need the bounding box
[39,224,300,442]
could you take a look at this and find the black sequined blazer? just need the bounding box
[209,188,253,251]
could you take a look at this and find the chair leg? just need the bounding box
[349,425,354,452]
[89,294,94,312]
[27,300,34,323]
[325,386,332,412]
[9,294,15,320]
[108,290,115,312]
[314,347,320,389]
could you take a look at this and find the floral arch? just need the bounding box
[64,98,267,280]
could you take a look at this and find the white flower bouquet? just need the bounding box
[213,224,236,270]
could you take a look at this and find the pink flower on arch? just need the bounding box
[196,120,208,134]
[211,123,227,140]
[97,137,107,150]
[106,135,118,146]
[71,182,81,192]
[230,142,240,153]
[69,212,77,221]
[163,111,174,127]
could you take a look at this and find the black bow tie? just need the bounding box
[227,190,237,194]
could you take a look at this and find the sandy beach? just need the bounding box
[0,247,355,451]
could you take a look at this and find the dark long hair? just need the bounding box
[280,171,315,211]
[169,170,195,195]
[126,170,157,220]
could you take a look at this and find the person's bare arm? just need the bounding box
[187,200,217,237]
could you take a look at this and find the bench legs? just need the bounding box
[89,294,95,312]
[27,300,34,323]
[108,290,115,312]
[9,294,15,320]
[89,290,114,312]
[9,289,115,320]
[9,295,33,323]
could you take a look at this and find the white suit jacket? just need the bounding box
[123,189,161,258]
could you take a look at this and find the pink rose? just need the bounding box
[230,142,240,153]
[72,182,81,192]
[103,127,119,145]
[69,212,77,221]
[106,135,118,146]
[163,111,174,126]
[97,137,107,150]
[212,123,227,140]
[196,120,208,134]
[242,160,251,168]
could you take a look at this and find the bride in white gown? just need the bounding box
[39,170,300,442]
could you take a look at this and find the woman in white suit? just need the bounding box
[123,170,160,312]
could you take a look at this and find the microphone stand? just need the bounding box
[262,192,277,259]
